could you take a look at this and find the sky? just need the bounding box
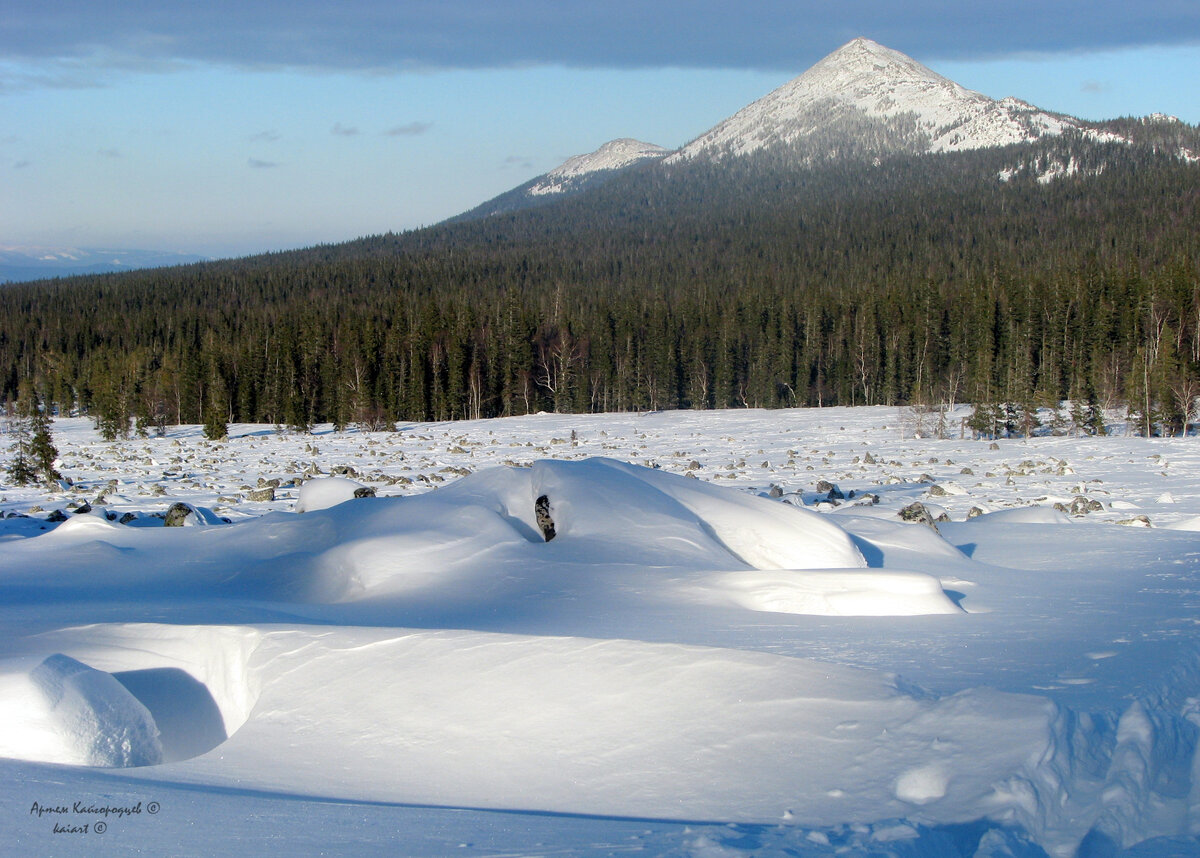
[2,1,1198,259]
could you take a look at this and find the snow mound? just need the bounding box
[1164,515,1200,531]
[0,654,162,767]
[153,627,1064,830]
[703,568,961,616]
[530,458,866,569]
[9,624,267,765]
[296,476,369,513]
[966,505,1072,525]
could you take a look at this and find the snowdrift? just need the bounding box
[3,431,1200,857]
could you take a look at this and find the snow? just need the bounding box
[0,654,162,768]
[1,406,1200,856]
[528,138,669,196]
[666,38,1133,165]
[294,475,368,512]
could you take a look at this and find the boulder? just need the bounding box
[535,494,556,542]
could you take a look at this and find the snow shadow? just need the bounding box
[113,667,228,763]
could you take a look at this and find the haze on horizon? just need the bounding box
[3,1,1199,260]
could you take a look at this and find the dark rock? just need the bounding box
[927,484,949,497]
[73,502,92,515]
[768,485,783,498]
[535,494,556,542]
[119,512,138,524]
[815,480,845,500]
[164,502,195,527]
[246,487,275,502]
[899,502,938,530]
[46,509,68,522]
[353,486,377,499]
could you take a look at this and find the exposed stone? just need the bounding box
[1117,515,1152,527]
[247,487,275,502]
[352,486,377,499]
[768,485,783,499]
[927,484,949,497]
[815,480,844,500]
[1068,496,1104,516]
[535,495,556,542]
[46,509,68,523]
[119,512,138,524]
[163,502,195,527]
[967,507,985,518]
[899,501,938,530]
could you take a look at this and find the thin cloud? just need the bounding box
[98,147,121,158]
[1081,80,1110,94]
[503,155,534,170]
[3,2,1198,78]
[332,123,360,137]
[384,121,433,137]
[13,160,32,169]
[250,130,281,142]
[248,158,279,169]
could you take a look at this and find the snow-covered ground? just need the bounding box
[2,407,1199,857]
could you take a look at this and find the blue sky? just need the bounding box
[2,1,1198,258]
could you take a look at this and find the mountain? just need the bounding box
[527,139,670,195]
[0,245,210,284]
[459,38,1194,221]
[452,138,668,220]
[666,38,1124,164]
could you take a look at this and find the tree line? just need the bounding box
[1,134,1198,438]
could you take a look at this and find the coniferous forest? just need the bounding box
[2,134,1199,436]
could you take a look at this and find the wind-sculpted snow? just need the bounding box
[0,653,162,767]
[3,409,1200,856]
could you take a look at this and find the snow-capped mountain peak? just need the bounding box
[667,37,1113,163]
[528,139,669,196]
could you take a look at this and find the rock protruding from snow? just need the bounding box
[0,654,162,767]
[534,494,556,541]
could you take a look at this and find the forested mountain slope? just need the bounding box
[2,132,1198,434]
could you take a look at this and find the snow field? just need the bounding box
[2,406,1200,856]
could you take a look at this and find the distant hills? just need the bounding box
[0,246,209,284]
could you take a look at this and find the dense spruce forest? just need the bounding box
[2,133,1199,437]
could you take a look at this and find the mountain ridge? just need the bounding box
[461,37,1193,221]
